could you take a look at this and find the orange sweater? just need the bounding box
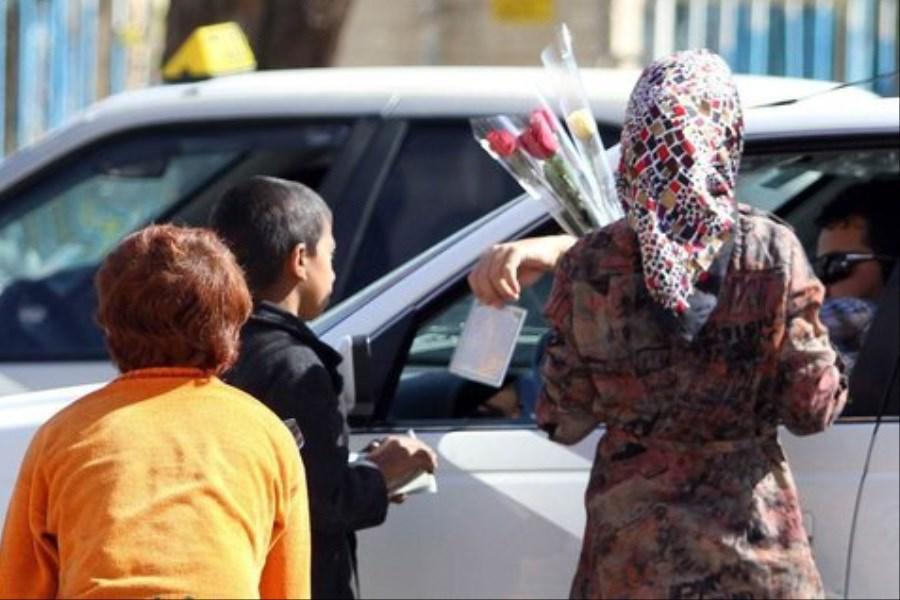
[0,368,311,599]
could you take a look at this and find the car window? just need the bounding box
[0,153,236,290]
[738,148,899,416]
[0,118,540,364]
[331,119,619,301]
[389,274,554,422]
[736,147,899,256]
[334,119,523,300]
[0,123,351,360]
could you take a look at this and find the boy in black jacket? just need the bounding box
[212,176,437,599]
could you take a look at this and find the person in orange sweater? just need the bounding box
[0,225,311,599]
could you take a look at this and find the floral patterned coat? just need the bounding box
[537,205,847,599]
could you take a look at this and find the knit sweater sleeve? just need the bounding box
[0,428,59,598]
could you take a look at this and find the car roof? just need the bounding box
[81,66,875,120]
[743,96,900,139]
[0,66,882,191]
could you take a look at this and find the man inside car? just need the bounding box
[815,179,899,372]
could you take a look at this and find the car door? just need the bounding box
[843,265,900,600]
[342,138,899,599]
[347,261,603,599]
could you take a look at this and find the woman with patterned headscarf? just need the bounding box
[469,49,846,598]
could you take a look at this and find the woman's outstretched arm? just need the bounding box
[776,233,849,435]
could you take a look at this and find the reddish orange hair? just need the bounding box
[96,225,252,375]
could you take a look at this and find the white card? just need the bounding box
[449,301,527,388]
[391,470,438,496]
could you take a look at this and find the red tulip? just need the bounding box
[486,130,518,157]
[530,107,556,131]
[519,114,559,159]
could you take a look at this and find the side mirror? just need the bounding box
[336,334,375,419]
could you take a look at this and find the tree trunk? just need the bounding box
[162,0,352,69]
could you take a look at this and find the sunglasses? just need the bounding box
[813,252,896,285]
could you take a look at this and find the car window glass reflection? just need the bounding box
[0,153,236,289]
[736,148,899,255]
[0,124,350,361]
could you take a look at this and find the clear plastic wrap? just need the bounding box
[540,23,623,224]
[470,23,623,236]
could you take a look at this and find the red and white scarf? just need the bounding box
[618,49,744,316]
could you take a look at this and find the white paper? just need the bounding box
[391,470,438,496]
[352,430,438,497]
[449,301,527,388]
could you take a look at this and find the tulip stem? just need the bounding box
[544,155,591,231]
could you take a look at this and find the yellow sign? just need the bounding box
[491,0,555,23]
[163,22,256,82]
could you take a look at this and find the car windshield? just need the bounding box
[0,123,350,360]
[0,152,238,292]
[0,124,349,297]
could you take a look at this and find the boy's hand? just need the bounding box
[366,435,438,494]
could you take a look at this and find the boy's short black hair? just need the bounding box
[815,178,899,277]
[211,176,332,294]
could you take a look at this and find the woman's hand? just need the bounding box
[468,235,577,307]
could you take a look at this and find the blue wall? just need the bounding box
[3,0,135,156]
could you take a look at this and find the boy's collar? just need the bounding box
[254,300,303,326]
[250,301,342,365]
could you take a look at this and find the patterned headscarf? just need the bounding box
[618,49,744,317]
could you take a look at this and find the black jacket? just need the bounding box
[226,302,388,599]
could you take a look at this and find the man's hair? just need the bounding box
[96,225,252,375]
[210,176,332,294]
[815,179,900,277]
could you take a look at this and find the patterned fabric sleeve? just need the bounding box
[536,249,601,445]
[776,232,848,435]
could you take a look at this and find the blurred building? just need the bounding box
[2,0,898,156]
[1,0,167,154]
[336,0,899,87]
[335,1,615,68]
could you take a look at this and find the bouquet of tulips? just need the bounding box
[471,24,622,236]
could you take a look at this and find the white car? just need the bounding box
[1,96,897,598]
[0,66,878,395]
